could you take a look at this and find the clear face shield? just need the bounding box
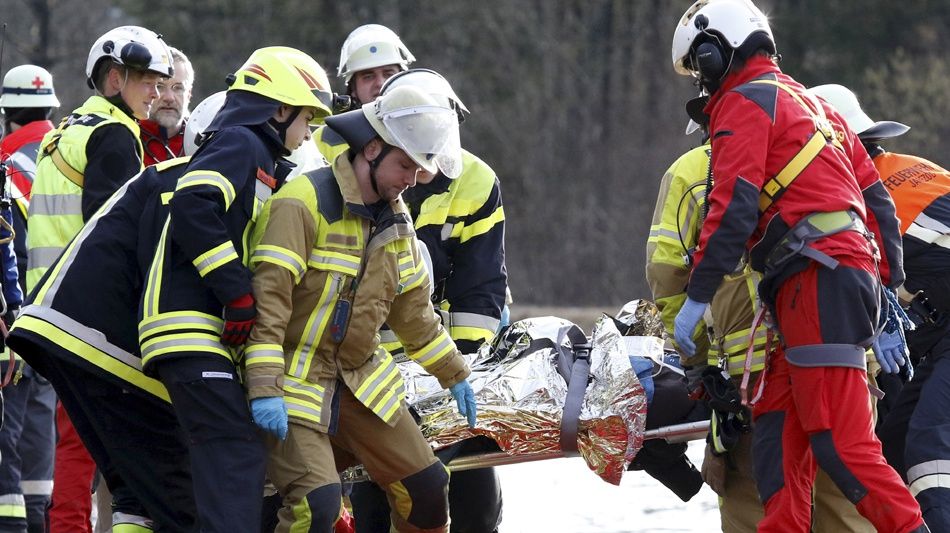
[380,105,462,179]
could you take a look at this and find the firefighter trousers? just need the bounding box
[0,363,55,533]
[153,355,265,532]
[752,259,925,532]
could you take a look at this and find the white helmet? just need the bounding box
[86,26,174,89]
[0,65,60,109]
[286,138,327,179]
[672,0,775,78]
[380,68,469,124]
[337,24,415,84]
[183,91,227,156]
[807,84,910,142]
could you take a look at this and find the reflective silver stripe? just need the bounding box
[29,193,82,216]
[378,328,399,344]
[9,151,38,179]
[252,249,306,278]
[24,306,144,370]
[139,314,223,339]
[441,223,454,241]
[113,512,153,527]
[0,494,24,505]
[649,226,682,241]
[399,267,427,291]
[374,384,402,421]
[907,212,950,249]
[908,460,950,484]
[27,246,64,270]
[176,172,236,207]
[356,358,400,405]
[286,400,322,420]
[413,334,453,367]
[292,276,339,378]
[284,379,326,401]
[255,179,273,203]
[141,336,224,358]
[308,250,360,273]
[367,223,413,255]
[449,312,500,332]
[244,347,285,363]
[19,480,53,496]
[194,244,238,276]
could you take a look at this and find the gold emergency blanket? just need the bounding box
[401,300,665,485]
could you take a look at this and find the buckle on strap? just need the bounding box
[41,137,85,189]
[764,211,865,272]
[785,344,867,370]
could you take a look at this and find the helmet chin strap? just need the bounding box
[367,143,393,198]
[267,106,302,149]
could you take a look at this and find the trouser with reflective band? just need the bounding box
[350,462,502,533]
[0,363,55,533]
[752,259,924,533]
[154,355,264,533]
[267,385,449,533]
[22,350,197,532]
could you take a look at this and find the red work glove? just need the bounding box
[222,293,256,346]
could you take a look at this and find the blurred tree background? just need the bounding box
[4,0,949,307]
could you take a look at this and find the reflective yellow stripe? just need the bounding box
[138,312,223,340]
[450,325,495,344]
[251,245,307,281]
[244,344,285,367]
[456,206,505,243]
[285,396,322,424]
[140,332,231,365]
[14,315,170,402]
[399,266,428,294]
[290,274,339,378]
[308,249,359,276]
[411,330,454,369]
[143,219,171,317]
[193,241,239,277]
[176,171,236,208]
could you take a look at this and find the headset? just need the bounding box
[690,14,732,91]
[86,39,155,90]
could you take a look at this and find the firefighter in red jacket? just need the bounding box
[810,82,950,532]
[670,1,926,531]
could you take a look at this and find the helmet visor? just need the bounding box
[381,105,462,178]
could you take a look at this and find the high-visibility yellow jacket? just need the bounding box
[244,158,471,431]
[27,95,143,290]
[646,144,766,376]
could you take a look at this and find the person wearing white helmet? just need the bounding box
[22,26,172,533]
[670,1,926,531]
[810,82,950,531]
[0,63,58,533]
[313,23,415,163]
[140,47,194,166]
[244,85,474,533]
[345,68,508,533]
[5,92,225,533]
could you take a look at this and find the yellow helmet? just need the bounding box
[228,47,333,124]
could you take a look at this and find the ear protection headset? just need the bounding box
[86,40,154,90]
[691,14,732,88]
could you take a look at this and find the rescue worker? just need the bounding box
[140,47,193,166]
[347,69,507,533]
[244,85,476,533]
[670,1,925,531]
[810,82,950,531]
[5,93,228,532]
[0,63,58,533]
[647,115,874,531]
[25,26,172,533]
[136,47,332,530]
[313,23,414,158]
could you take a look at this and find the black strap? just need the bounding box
[557,325,591,455]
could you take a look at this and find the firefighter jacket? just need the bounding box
[140,119,185,166]
[1,119,53,288]
[138,121,288,374]
[646,144,766,376]
[689,56,904,305]
[8,159,188,402]
[27,95,144,290]
[313,125,347,166]
[381,150,507,355]
[243,159,471,432]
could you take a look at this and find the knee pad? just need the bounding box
[294,483,342,532]
[388,462,449,529]
[112,513,154,532]
[809,430,868,504]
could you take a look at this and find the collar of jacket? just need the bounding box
[139,118,177,141]
[0,119,53,157]
[403,173,451,208]
[80,95,142,137]
[331,153,409,222]
[704,55,779,115]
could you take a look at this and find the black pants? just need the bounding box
[23,349,197,532]
[154,356,266,533]
[350,466,502,533]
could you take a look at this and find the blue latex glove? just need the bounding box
[673,297,707,357]
[872,329,907,374]
[628,356,656,406]
[449,380,477,428]
[251,396,288,440]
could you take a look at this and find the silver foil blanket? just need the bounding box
[403,301,664,485]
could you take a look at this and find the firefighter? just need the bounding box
[347,69,507,533]
[313,23,415,161]
[135,47,332,530]
[140,47,194,166]
[670,1,925,531]
[810,82,950,531]
[6,91,232,532]
[244,85,475,533]
[24,26,172,533]
[0,63,59,533]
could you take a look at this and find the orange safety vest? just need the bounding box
[874,152,950,236]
